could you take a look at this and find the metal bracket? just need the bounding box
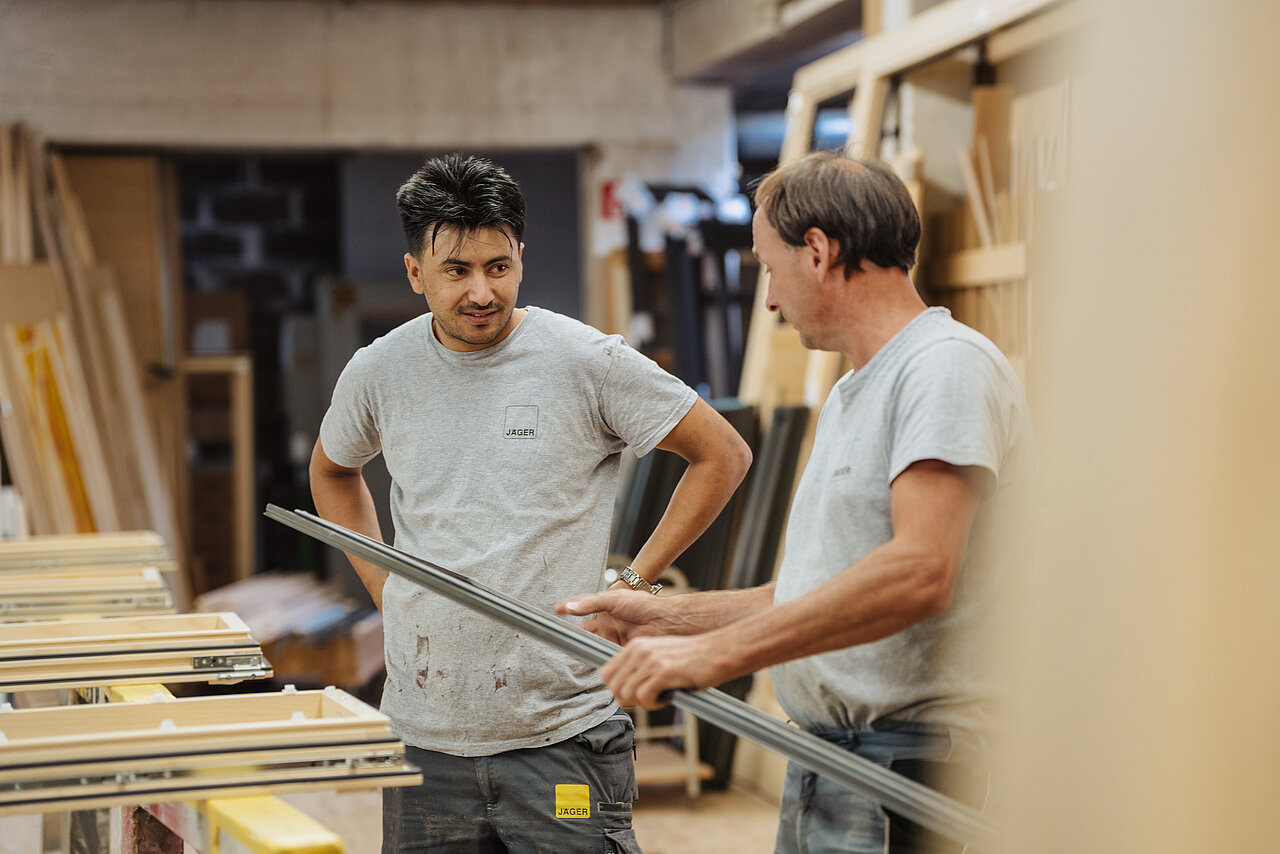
[192,654,265,671]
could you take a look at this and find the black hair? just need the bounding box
[395,154,526,257]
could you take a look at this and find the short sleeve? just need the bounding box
[887,339,1015,496]
[598,339,698,457]
[318,354,383,469]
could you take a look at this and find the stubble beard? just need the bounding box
[439,303,512,347]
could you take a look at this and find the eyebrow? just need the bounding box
[438,254,513,269]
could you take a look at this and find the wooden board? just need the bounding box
[0,687,421,816]
[1,321,102,532]
[933,243,1028,288]
[973,85,1015,194]
[0,565,166,593]
[60,154,187,562]
[0,530,172,570]
[0,566,174,622]
[18,129,129,531]
[100,281,187,607]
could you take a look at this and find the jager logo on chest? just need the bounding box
[504,405,539,439]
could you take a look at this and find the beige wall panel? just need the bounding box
[996,2,1280,852]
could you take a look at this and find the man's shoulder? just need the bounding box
[523,307,625,356]
[907,312,1012,373]
[343,314,431,374]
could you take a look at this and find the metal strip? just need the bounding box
[264,505,1001,851]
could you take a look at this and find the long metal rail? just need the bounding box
[264,505,1001,851]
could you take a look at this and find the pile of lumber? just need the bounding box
[0,123,187,604]
[0,529,180,620]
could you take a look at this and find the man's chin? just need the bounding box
[449,318,509,345]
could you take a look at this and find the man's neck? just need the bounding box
[837,269,928,370]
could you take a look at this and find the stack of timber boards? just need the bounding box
[0,613,270,692]
[0,530,174,572]
[0,565,174,621]
[0,686,422,816]
[0,530,178,620]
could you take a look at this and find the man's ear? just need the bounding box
[802,227,840,277]
[404,252,425,295]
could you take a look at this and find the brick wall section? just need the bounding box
[180,154,340,585]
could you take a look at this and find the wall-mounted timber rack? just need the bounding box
[0,566,175,621]
[0,612,269,692]
[0,685,422,816]
[265,505,1001,852]
[739,0,1080,420]
[0,530,174,572]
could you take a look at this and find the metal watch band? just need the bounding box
[619,565,662,595]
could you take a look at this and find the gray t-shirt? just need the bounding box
[319,306,697,756]
[771,307,1033,737]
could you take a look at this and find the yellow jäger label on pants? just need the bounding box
[555,784,591,818]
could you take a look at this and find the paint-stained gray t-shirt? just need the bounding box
[319,306,697,756]
[771,307,1033,737]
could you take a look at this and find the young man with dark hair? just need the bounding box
[560,151,1034,853]
[311,153,751,853]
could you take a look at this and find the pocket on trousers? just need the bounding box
[600,802,641,854]
[572,714,635,756]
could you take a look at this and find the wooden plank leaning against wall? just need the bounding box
[0,127,192,607]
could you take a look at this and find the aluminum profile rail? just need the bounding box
[264,505,1000,851]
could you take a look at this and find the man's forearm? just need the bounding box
[659,582,777,635]
[310,469,390,610]
[629,455,749,583]
[704,541,953,679]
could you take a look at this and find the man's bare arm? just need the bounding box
[558,582,776,645]
[624,397,752,585]
[308,439,390,610]
[599,459,984,708]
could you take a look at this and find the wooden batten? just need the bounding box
[99,280,187,606]
[933,243,1029,289]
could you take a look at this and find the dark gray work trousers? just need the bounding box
[383,711,642,854]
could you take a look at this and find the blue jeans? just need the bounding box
[383,711,641,853]
[774,720,989,854]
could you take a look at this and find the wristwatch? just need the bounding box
[618,566,662,596]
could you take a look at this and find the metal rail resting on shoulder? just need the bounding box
[263,505,1001,851]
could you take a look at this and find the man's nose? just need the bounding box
[464,274,496,306]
